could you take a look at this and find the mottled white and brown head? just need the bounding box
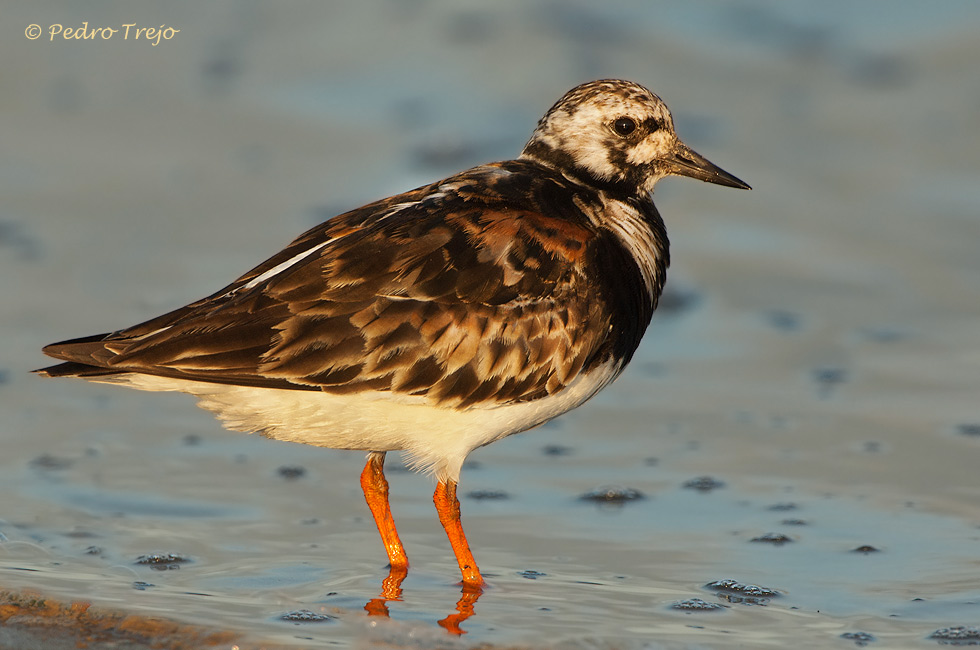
[522,79,750,195]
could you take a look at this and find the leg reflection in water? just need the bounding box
[363,568,483,636]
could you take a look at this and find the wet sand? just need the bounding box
[3,2,980,648]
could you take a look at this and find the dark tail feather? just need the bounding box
[42,332,114,360]
[34,361,126,378]
[37,332,126,378]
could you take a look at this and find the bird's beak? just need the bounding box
[665,141,751,190]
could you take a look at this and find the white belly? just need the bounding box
[97,359,620,481]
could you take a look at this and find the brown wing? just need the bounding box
[41,164,613,408]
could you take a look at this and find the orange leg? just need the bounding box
[360,452,409,594]
[433,479,486,590]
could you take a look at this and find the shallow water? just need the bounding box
[3,1,980,648]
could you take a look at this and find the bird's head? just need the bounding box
[522,79,750,195]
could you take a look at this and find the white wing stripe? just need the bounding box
[241,240,332,291]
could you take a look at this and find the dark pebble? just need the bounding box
[542,444,573,456]
[579,485,644,503]
[813,367,847,385]
[683,476,725,492]
[671,597,724,612]
[706,579,780,606]
[957,424,980,437]
[280,609,334,623]
[851,545,881,554]
[813,367,847,397]
[767,502,798,511]
[841,631,876,646]
[277,465,306,480]
[135,553,189,571]
[929,626,980,643]
[29,454,73,470]
[467,489,509,500]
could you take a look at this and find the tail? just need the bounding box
[35,332,128,379]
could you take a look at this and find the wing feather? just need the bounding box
[40,163,619,407]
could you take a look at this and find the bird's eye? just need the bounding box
[613,117,637,136]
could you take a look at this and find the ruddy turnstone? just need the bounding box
[37,79,749,591]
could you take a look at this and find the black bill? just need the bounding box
[666,142,751,190]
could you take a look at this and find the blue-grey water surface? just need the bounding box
[3,2,980,648]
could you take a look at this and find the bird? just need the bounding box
[37,79,750,592]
